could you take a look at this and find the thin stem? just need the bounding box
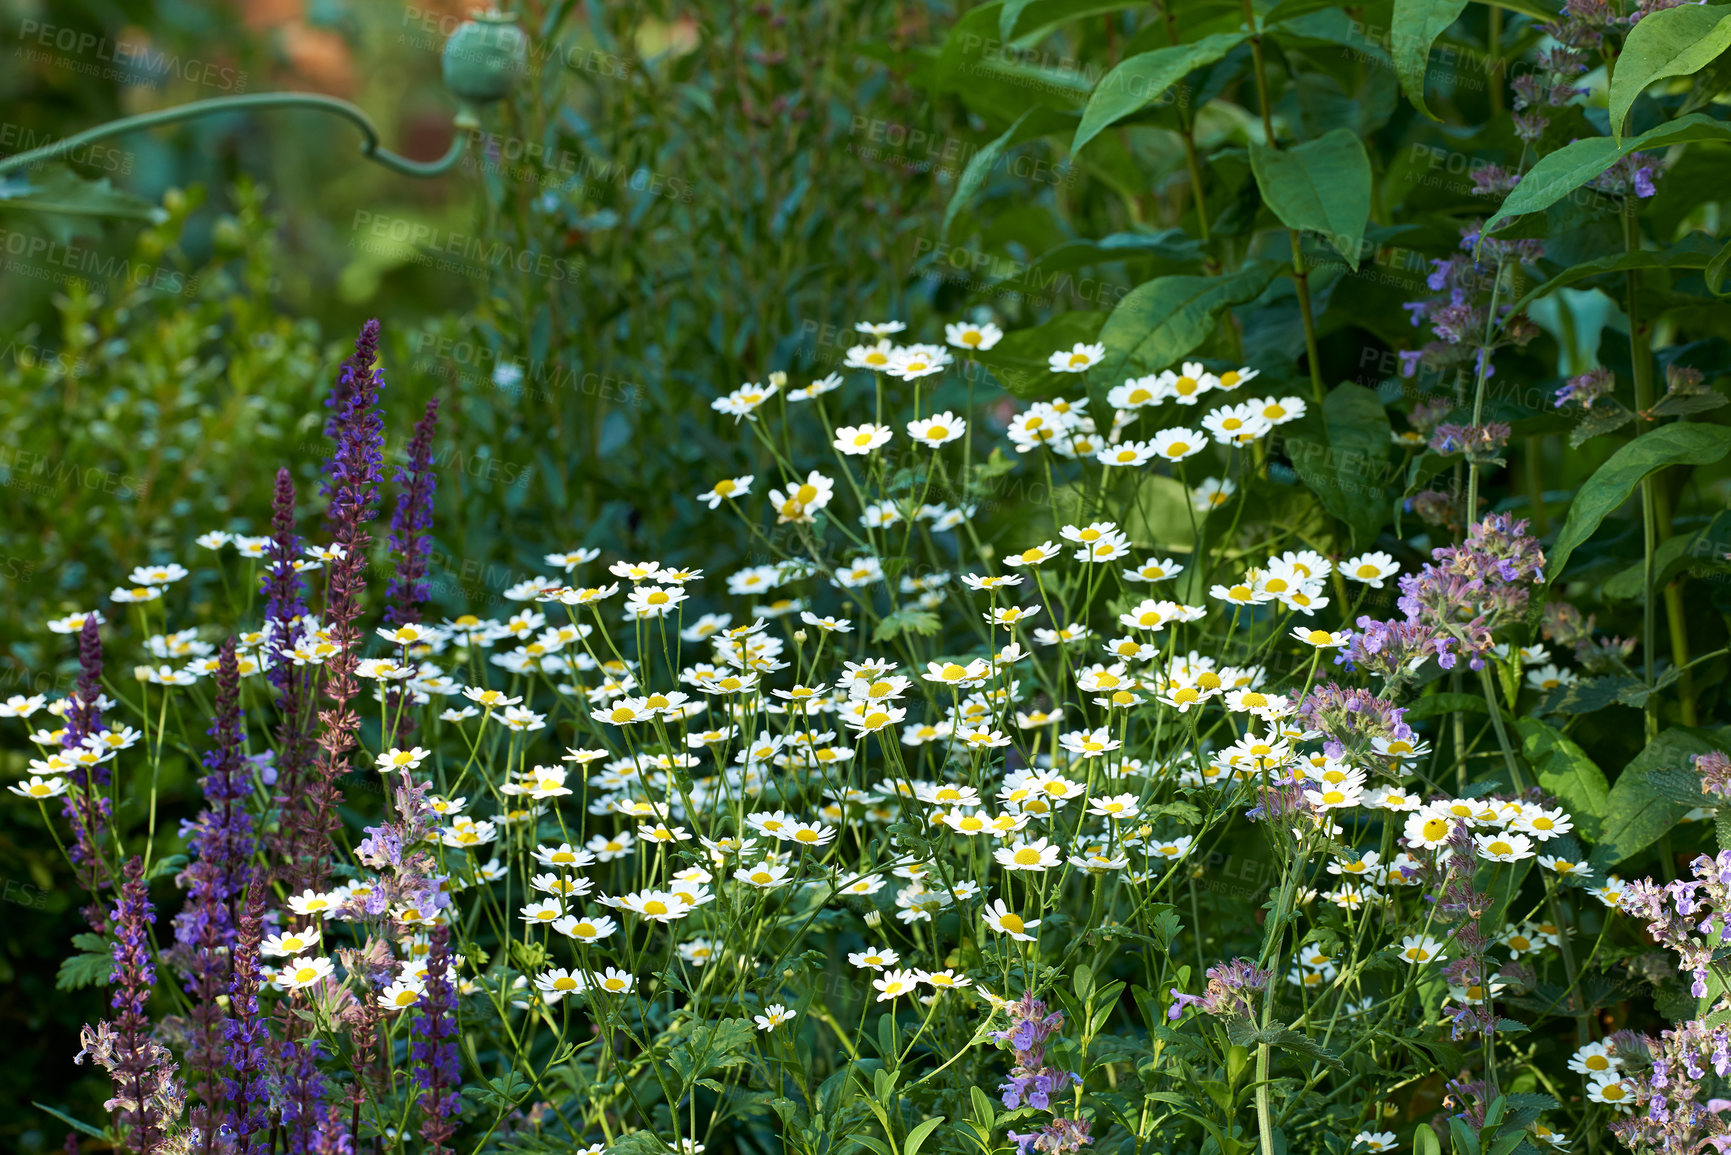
[0,93,469,179]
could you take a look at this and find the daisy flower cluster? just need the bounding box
[13,318,1698,1155]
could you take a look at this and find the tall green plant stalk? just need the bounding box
[1624,196,1663,742]
[1239,0,1325,405]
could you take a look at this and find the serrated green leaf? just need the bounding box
[1592,727,1720,869]
[1608,4,1731,135]
[873,608,942,642]
[56,950,114,991]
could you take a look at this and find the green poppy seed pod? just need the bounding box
[441,12,526,126]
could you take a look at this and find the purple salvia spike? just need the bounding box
[60,611,113,923]
[170,639,254,1149]
[290,321,386,892]
[413,923,461,1154]
[223,875,271,1153]
[385,396,440,627]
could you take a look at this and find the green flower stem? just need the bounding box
[1239,0,1325,405]
[0,93,469,180]
[1622,193,1666,743]
[1254,830,1306,1155]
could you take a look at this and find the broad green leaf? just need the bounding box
[943,106,1077,236]
[1592,727,1719,869]
[1248,130,1373,267]
[1413,1122,1443,1155]
[1391,0,1470,119]
[1515,718,1610,842]
[1608,4,1731,135]
[1483,114,1731,236]
[1282,383,1395,547]
[1545,423,1731,584]
[1506,234,1724,313]
[1094,261,1282,381]
[1072,33,1249,152]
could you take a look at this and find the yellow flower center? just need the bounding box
[998,913,1025,933]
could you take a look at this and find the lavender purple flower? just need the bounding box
[1168,958,1271,1020]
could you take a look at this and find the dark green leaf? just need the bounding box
[1608,4,1731,134]
[1545,423,1731,585]
[1095,261,1283,381]
[33,1103,109,1141]
[1592,727,1720,869]
[1282,383,1394,546]
[1508,234,1724,313]
[1249,130,1373,267]
[944,106,1077,236]
[1391,0,1470,120]
[975,310,1106,399]
[1483,114,1731,236]
[1515,718,1610,842]
[1072,33,1249,152]
[1001,0,1139,43]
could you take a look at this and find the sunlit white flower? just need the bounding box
[1049,343,1105,373]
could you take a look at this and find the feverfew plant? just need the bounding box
[14,310,1713,1155]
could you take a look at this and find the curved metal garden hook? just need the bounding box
[0,92,469,180]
